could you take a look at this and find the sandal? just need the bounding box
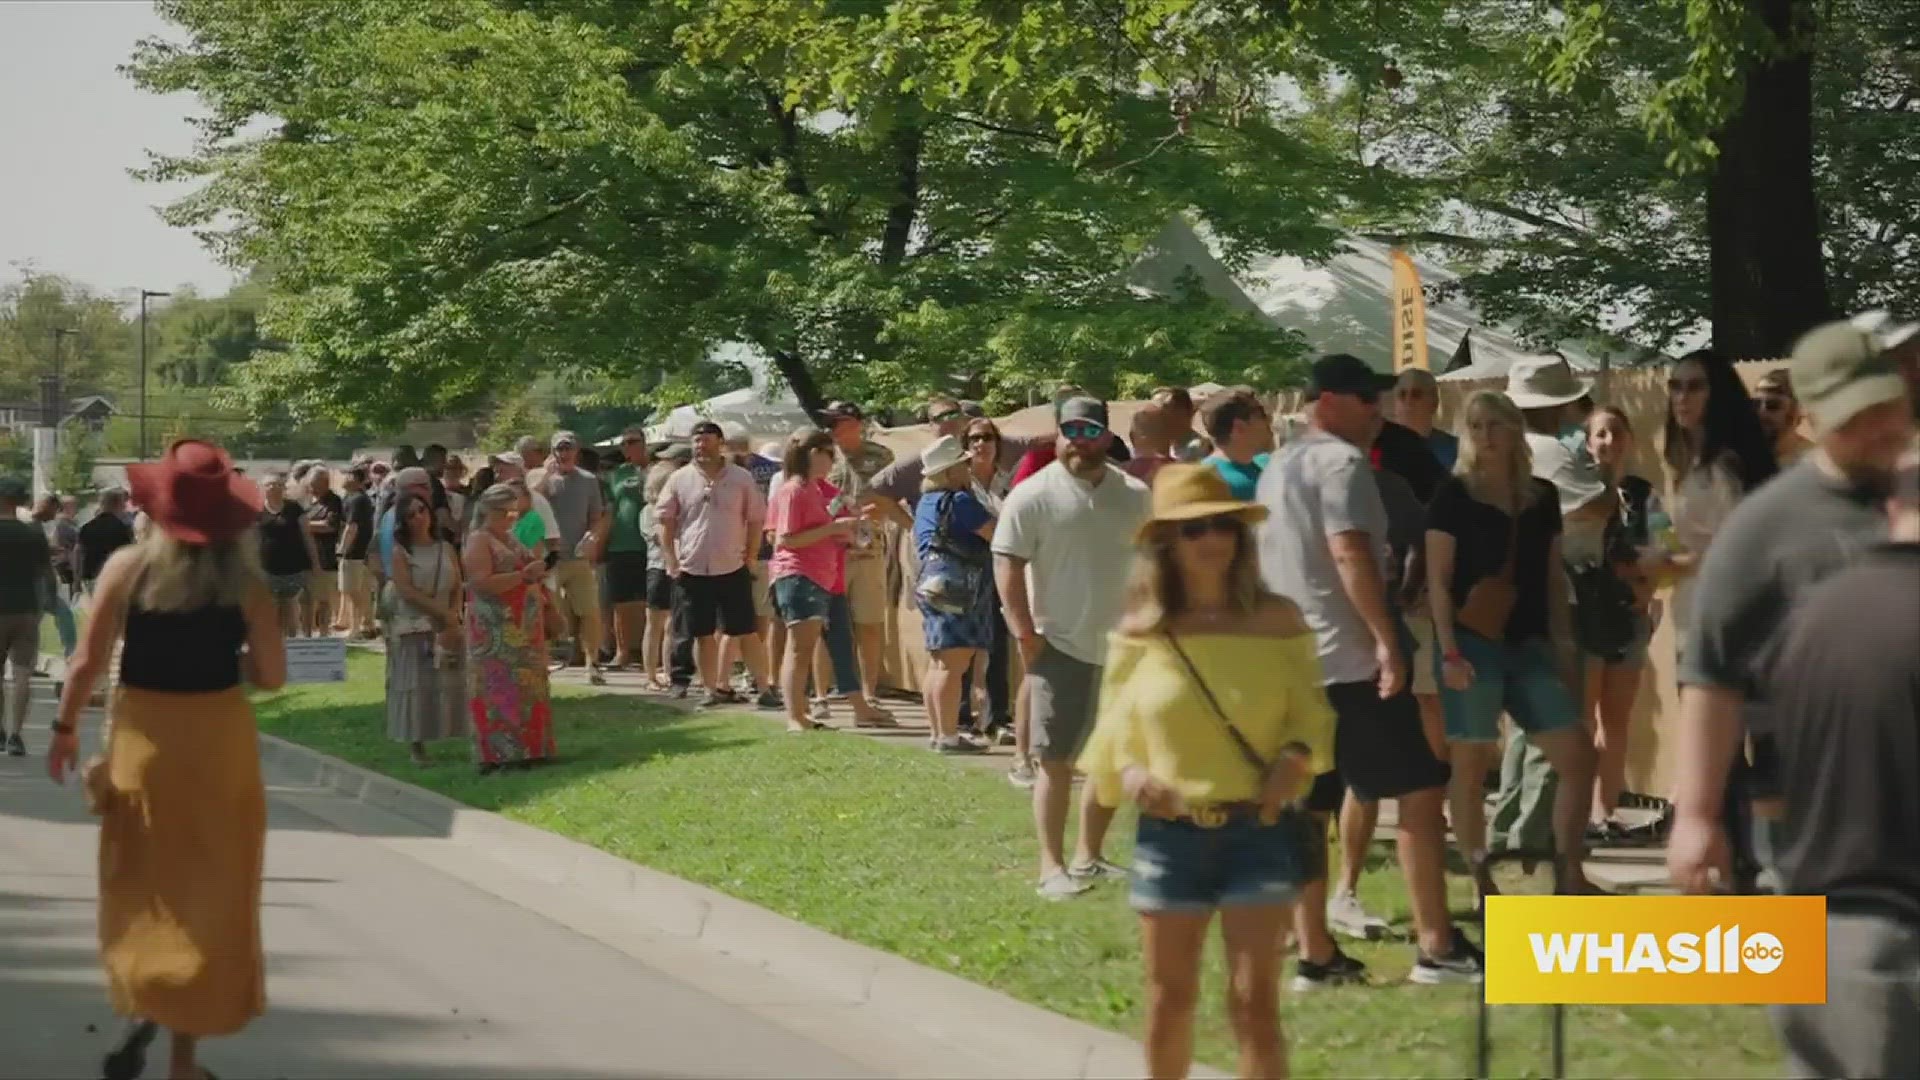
[101,1019,157,1080]
[853,713,899,729]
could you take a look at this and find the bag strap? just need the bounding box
[1163,632,1270,781]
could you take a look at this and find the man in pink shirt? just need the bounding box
[657,421,776,709]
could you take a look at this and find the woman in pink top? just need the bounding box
[766,430,890,733]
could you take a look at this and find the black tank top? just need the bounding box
[121,602,248,692]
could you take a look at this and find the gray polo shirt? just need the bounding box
[1255,427,1390,686]
[544,468,605,555]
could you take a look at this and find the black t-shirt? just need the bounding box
[1373,420,1446,505]
[77,513,134,582]
[1767,544,1920,925]
[1374,466,1424,602]
[259,502,313,575]
[1424,475,1563,641]
[1679,458,1889,736]
[305,491,344,572]
[343,491,376,560]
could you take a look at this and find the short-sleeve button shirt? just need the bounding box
[657,462,767,578]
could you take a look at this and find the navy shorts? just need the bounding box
[1130,812,1308,913]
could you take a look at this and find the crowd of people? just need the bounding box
[2,307,1916,1079]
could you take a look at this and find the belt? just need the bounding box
[1162,801,1264,829]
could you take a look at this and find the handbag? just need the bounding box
[914,492,988,616]
[1163,633,1325,881]
[1569,486,1644,661]
[1455,502,1521,641]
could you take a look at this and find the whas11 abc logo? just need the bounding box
[1528,924,1786,975]
[1484,896,1824,1005]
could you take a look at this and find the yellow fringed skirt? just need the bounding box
[98,686,266,1037]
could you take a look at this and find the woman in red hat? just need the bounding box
[47,438,286,1080]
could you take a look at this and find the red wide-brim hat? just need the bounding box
[125,439,263,545]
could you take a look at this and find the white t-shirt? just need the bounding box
[991,460,1149,667]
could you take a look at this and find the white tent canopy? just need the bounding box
[1133,217,1638,382]
[643,345,815,446]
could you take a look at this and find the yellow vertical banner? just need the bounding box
[1390,248,1429,372]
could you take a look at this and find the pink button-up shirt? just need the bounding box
[657,461,767,577]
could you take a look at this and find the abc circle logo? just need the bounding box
[1742,931,1785,974]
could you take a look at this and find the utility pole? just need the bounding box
[48,327,77,425]
[139,290,172,460]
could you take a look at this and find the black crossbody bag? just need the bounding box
[1163,633,1326,881]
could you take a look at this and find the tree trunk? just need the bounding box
[771,349,828,419]
[1707,0,1833,360]
[878,109,922,268]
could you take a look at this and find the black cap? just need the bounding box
[1306,354,1384,402]
[820,400,864,423]
[689,420,725,438]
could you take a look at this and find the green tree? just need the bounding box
[51,429,99,496]
[0,271,138,405]
[129,0,1323,426]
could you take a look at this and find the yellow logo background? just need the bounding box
[1484,895,1826,1005]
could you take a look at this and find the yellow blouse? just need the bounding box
[1077,631,1337,809]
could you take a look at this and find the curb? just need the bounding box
[256,733,1214,1080]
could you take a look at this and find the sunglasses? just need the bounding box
[1175,515,1242,541]
[1755,396,1792,413]
[1060,421,1107,442]
[1668,377,1709,393]
[930,409,964,423]
[965,433,998,445]
[622,437,645,446]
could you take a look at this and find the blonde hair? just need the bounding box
[1117,517,1268,636]
[131,530,265,613]
[920,461,972,494]
[1455,390,1533,515]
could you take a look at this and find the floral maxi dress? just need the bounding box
[466,534,555,765]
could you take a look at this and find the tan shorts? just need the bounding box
[338,558,374,600]
[554,558,601,622]
[750,560,772,621]
[1407,612,1439,696]
[308,568,339,612]
[845,555,888,625]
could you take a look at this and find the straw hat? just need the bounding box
[1504,355,1592,410]
[124,439,263,545]
[919,435,968,476]
[1138,463,1268,540]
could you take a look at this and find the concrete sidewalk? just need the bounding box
[0,679,1170,1079]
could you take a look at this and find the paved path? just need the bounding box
[0,683,875,1080]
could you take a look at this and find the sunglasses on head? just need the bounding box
[1175,515,1242,540]
[1669,377,1709,393]
[965,433,998,445]
[1060,420,1107,441]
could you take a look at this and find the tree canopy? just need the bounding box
[126,0,1919,428]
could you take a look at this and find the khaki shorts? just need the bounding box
[308,568,339,613]
[750,560,772,621]
[553,558,601,622]
[338,558,374,600]
[845,555,888,625]
[1406,613,1439,696]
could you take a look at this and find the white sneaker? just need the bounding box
[810,698,831,722]
[1327,890,1391,941]
[1036,871,1091,901]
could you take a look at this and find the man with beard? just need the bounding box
[994,397,1148,899]
[1670,320,1916,896]
[658,422,776,709]
[1752,368,1816,468]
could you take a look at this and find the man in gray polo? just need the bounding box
[542,430,611,685]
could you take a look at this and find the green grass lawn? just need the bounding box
[255,654,1779,1078]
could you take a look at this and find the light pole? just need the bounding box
[138,290,172,460]
[47,327,77,425]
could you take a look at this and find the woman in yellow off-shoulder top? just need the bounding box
[1078,465,1335,1080]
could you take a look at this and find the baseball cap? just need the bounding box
[819,401,864,424]
[1790,320,1909,435]
[0,475,27,502]
[689,420,725,438]
[550,430,580,450]
[1057,396,1109,428]
[959,400,985,418]
[1306,354,1384,402]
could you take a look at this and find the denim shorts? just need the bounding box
[1129,812,1307,914]
[1585,611,1651,666]
[772,574,833,624]
[1436,630,1580,743]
